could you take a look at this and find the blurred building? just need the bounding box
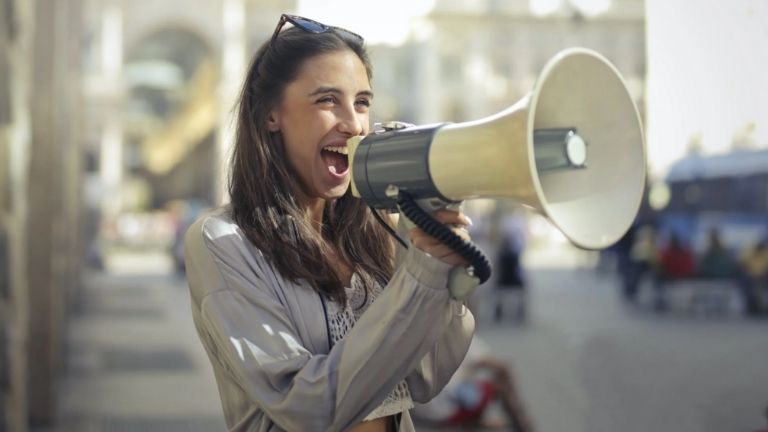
[369,0,645,125]
[81,0,297,216]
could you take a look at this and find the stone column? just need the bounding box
[26,0,83,425]
[99,0,124,217]
[216,0,246,205]
[1,0,32,429]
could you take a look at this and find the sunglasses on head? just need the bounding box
[271,14,364,44]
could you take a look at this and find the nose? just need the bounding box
[337,104,365,136]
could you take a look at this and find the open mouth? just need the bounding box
[320,145,349,176]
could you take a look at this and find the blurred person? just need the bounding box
[167,200,188,273]
[623,224,656,302]
[183,15,475,432]
[169,199,211,274]
[463,210,495,324]
[493,209,528,322]
[610,222,636,280]
[656,232,695,278]
[412,338,536,432]
[697,227,737,279]
[738,236,768,316]
[654,232,695,311]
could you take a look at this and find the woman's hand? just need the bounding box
[409,209,472,266]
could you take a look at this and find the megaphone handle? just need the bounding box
[396,213,481,300]
[395,192,491,299]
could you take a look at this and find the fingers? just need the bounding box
[409,210,473,266]
[453,225,471,242]
[410,226,470,253]
[431,209,473,227]
[411,234,469,266]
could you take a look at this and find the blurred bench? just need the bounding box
[646,276,744,315]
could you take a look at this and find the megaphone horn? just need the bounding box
[348,47,646,251]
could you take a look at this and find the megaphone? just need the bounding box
[348,47,645,252]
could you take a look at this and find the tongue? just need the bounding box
[321,150,349,175]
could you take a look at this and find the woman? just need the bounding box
[184,15,475,431]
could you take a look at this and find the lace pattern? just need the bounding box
[325,273,414,422]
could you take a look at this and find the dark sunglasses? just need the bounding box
[271,14,364,44]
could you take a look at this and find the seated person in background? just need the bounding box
[657,233,695,279]
[411,338,536,432]
[738,237,768,315]
[698,227,738,278]
[654,233,695,310]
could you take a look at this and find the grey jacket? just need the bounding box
[184,209,475,431]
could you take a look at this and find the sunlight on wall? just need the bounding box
[297,0,436,46]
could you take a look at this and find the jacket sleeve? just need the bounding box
[405,299,474,403]
[391,214,476,402]
[185,216,474,432]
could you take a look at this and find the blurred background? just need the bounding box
[1,0,767,431]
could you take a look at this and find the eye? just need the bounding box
[316,95,336,105]
[355,98,371,109]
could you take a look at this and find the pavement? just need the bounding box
[36,246,768,432]
[36,250,226,432]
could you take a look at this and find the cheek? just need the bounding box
[284,133,312,165]
[283,129,320,175]
[280,109,338,162]
[360,114,370,134]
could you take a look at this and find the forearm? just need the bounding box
[331,246,464,426]
[405,297,475,402]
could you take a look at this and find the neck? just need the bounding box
[303,197,327,234]
[291,185,328,234]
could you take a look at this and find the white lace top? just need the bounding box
[324,273,414,422]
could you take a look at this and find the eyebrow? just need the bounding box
[308,86,374,99]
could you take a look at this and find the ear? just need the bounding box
[267,111,281,132]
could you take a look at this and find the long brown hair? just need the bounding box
[228,26,394,305]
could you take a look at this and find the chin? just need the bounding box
[324,183,351,201]
[325,189,348,201]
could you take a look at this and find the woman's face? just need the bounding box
[268,49,372,205]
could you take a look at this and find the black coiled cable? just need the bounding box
[396,192,492,284]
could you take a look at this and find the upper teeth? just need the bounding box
[323,146,348,155]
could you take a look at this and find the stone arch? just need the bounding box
[122,25,219,207]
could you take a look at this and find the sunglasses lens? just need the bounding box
[336,29,364,42]
[274,15,364,44]
[293,17,326,33]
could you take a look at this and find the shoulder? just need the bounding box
[184,207,276,299]
[185,207,254,261]
[185,207,238,243]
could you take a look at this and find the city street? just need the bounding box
[478,267,768,432]
[43,247,768,432]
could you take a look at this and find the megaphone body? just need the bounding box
[348,47,645,251]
